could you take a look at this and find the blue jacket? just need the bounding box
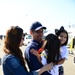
[2,54,38,75]
[25,40,51,75]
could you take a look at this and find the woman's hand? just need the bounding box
[43,62,53,71]
[38,62,54,75]
[30,49,41,63]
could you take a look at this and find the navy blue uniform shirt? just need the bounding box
[25,40,51,75]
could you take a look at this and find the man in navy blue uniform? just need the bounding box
[24,21,51,75]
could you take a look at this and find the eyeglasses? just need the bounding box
[35,30,43,34]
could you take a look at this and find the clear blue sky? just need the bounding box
[0,0,75,34]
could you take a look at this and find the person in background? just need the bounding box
[55,26,68,75]
[25,21,52,75]
[31,33,61,75]
[2,26,53,75]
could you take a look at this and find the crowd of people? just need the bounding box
[2,21,68,75]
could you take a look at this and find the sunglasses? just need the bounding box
[35,30,43,34]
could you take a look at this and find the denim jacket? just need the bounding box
[2,54,38,75]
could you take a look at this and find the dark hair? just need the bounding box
[4,26,27,70]
[55,26,68,46]
[45,34,60,64]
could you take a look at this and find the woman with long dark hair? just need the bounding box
[2,26,53,75]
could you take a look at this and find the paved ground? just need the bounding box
[63,54,75,75]
[0,40,75,75]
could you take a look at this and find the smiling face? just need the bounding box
[58,32,67,45]
[31,28,44,42]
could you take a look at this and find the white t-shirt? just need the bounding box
[41,51,59,75]
[59,45,68,66]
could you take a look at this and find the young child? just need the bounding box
[31,33,61,75]
[55,26,68,75]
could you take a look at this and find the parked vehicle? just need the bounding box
[24,34,32,46]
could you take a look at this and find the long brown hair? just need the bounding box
[3,26,27,70]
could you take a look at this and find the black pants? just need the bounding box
[59,66,64,75]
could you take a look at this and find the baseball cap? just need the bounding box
[30,21,46,31]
